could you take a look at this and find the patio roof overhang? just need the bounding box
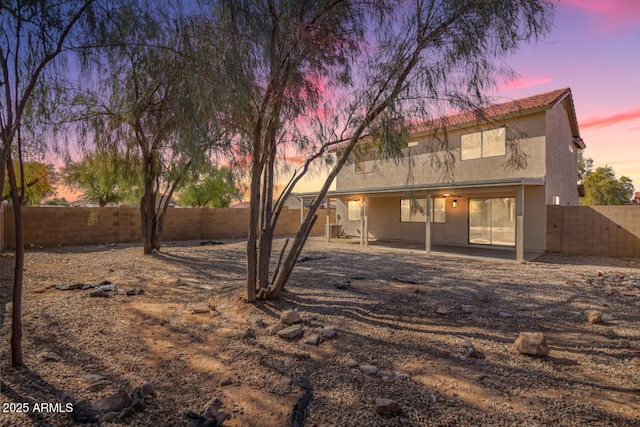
[293,177,544,199]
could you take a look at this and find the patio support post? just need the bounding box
[359,199,365,246]
[299,197,304,225]
[516,185,524,261]
[326,198,330,242]
[425,194,431,253]
[364,198,369,246]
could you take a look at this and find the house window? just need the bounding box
[432,198,446,223]
[461,127,505,160]
[407,140,418,147]
[400,198,426,223]
[347,200,360,220]
[355,154,372,174]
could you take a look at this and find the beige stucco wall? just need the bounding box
[335,185,547,251]
[545,99,580,205]
[336,112,547,192]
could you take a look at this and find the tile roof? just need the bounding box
[412,87,572,131]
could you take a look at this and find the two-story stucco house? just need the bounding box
[306,88,585,261]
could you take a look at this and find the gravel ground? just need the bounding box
[1,237,639,427]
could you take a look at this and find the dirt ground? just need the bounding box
[1,237,639,426]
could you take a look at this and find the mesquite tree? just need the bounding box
[0,0,95,367]
[214,0,554,302]
[74,1,225,253]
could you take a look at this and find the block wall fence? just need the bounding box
[0,205,332,249]
[1,204,639,257]
[547,205,640,258]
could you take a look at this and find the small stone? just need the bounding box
[209,310,220,317]
[585,310,603,324]
[375,398,401,416]
[303,333,321,345]
[360,364,378,375]
[40,352,62,362]
[514,332,549,357]
[435,306,452,315]
[319,327,337,338]
[277,324,304,339]
[280,310,302,324]
[619,339,630,348]
[394,372,410,380]
[33,287,47,294]
[126,288,144,296]
[283,359,293,368]
[84,374,106,382]
[467,348,485,359]
[190,307,210,314]
[347,358,358,368]
[219,377,233,386]
[499,311,513,318]
[267,323,285,335]
[630,358,640,366]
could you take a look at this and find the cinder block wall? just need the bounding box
[2,206,332,248]
[547,205,640,257]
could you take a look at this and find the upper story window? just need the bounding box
[461,127,505,160]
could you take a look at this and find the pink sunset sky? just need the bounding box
[293,0,640,194]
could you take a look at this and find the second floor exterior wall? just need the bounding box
[335,110,549,192]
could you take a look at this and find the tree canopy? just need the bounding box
[212,0,556,301]
[60,149,141,207]
[1,161,56,206]
[177,164,241,208]
[581,166,634,206]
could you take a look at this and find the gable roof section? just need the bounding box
[332,87,585,151]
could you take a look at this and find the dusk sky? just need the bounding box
[294,0,640,194]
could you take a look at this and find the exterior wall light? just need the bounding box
[452,199,458,208]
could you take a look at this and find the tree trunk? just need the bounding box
[6,156,24,366]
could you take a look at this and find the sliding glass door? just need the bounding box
[469,198,515,246]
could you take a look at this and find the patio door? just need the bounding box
[468,198,515,246]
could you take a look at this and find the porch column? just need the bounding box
[364,198,369,246]
[516,185,524,261]
[359,199,365,246]
[299,197,304,225]
[325,198,330,242]
[425,194,432,253]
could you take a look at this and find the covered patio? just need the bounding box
[296,178,548,262]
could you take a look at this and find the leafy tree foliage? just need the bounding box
[0,0,96,366]
[212,0,555,301]
[177,164,241,208]
[577,150,593,182]
[61,150,141,207]
[44,197,69,206]
[2,161,56,206]
[582,166,634,206]
[74,0,226,253]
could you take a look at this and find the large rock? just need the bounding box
[280,309,302,324]
[375,398,401,416]
[585,310,603,324]
[319,327,337,338]
[360,364,378,375]
[266,323,284,335]
[277,324,304,339]
[514,332,549,356]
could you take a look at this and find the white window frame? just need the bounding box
[347,200,360,220]
[400,198,426,223]
[432,197,446,223]
[461,127,506,160]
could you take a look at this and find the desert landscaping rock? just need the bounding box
[2,238,639,427]
[585,309,603,323]
[514,332,550,356]
[280,309,302,324]
[248,315,266,328]
[375,398,401,416]
[189,307,210,314]
[277,324,304,339]
[319,327,337,338]
[303,333,321,345]
[266,323,284,335]
[347,358,358,368]
[618,339,630,348]
[219,377,233,386]
[40,351,62,362]
[360,364,378,375]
